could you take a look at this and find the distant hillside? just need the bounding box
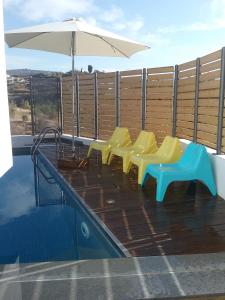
[7,69,62,77]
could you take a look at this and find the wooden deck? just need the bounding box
[41,144,225,257]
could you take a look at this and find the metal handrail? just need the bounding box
[31,127,62,159]
[30,126,54,154]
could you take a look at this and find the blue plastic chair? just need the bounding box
[142,142,217,202]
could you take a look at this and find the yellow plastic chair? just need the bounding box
[127,136,183,184]
[107,131,158,172]
[87,127,131,164]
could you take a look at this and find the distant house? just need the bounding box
[7,75,25,84]
[7,74,14,84]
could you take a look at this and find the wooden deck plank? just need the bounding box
[41,144,225,257]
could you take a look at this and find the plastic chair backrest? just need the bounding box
[133,131,155,151]
[157,136,180,159]
[179,143,206,170]
[108,127,130,145]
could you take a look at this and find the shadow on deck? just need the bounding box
[41,144,225,257]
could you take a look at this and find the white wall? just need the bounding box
[0,0,12,177]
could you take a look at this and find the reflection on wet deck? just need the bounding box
[41,144,225,257]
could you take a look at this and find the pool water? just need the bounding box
[0,152,123,264]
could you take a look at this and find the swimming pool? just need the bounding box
[0,149,124,264]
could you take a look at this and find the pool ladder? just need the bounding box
[31,127,63,159]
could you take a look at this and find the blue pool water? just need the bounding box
[0,151,123,264]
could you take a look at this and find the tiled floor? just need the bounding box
[41,143,225,257]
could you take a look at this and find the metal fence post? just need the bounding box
[172,65,178,137]
[76,74,80,137]
[94,72,98,139]
[193,58,200,142]
[141,68,147,130]
[115,71,120,127]
[29,76,36,136]
[58,76,63,134]
[217,47,225,154]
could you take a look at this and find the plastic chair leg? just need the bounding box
[122,153,130,173]
[107,152,114,165]
[123,159,132,174]
[201,175,217,196]
[156,177,170,202]
[138,162,147,185]
[141,170,150,187]
[87,146,92,158]
[101,150,110,164]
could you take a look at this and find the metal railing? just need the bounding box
[31,126,62,159]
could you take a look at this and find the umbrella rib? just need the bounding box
[7,32,47,48]
[84,32,130,58]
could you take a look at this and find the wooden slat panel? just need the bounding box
[198,107,218,116]
[198,115,218,126]
[120,82,142,88]
[98,78,115,84]
[178,84,196,93]
[147,66,174,73]
[98,73,116,140]
[178,69,196,78]
[121,74,141,80]
[178,60,196,71]
[198,98,219,107]
[197,131,217,144]
[200,69,221,82]
[176,127,193,137]
[97,72,115,78]
[200,60,221,73]
[147,92,173,100]
[199,80,220,90]
[177,107,194,114]
[148,86,173,93]
[120,69,142,76]
[148,106,172,113]
[149,73,174,80]
[146,117,173,125]
[197,138,216,149]
[222,128,225,136]
[148,80,173,88]
[146,111,171,119]
[198,123,217,135]
[120,93,141,100]
[200,49,221,65]
[146,100,172,107]
[78,74,94,80]
[177,120,194,130]
[176,113,194,122]
[178,77,196,86]
[199,89,219,98]
[177,92,195,100]
[177,100,194,107]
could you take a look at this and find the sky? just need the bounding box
[3,0,225,73]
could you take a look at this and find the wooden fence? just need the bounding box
[62,48,225,153]
[146,66,174,143]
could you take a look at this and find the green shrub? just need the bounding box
[23,100,31,110]
[22,115,29,122]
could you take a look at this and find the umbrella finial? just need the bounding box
[64,17,79,22]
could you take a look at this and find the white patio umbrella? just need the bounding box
[5,17,150,152]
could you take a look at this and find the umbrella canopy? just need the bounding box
[5,18,150,152]
[5,18,149,57]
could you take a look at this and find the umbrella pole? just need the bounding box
[71,31,75,153]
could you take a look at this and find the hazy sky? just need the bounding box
[4,0,225,72]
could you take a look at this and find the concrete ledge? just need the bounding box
[11,135,33,148]
[1,253,225,299]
